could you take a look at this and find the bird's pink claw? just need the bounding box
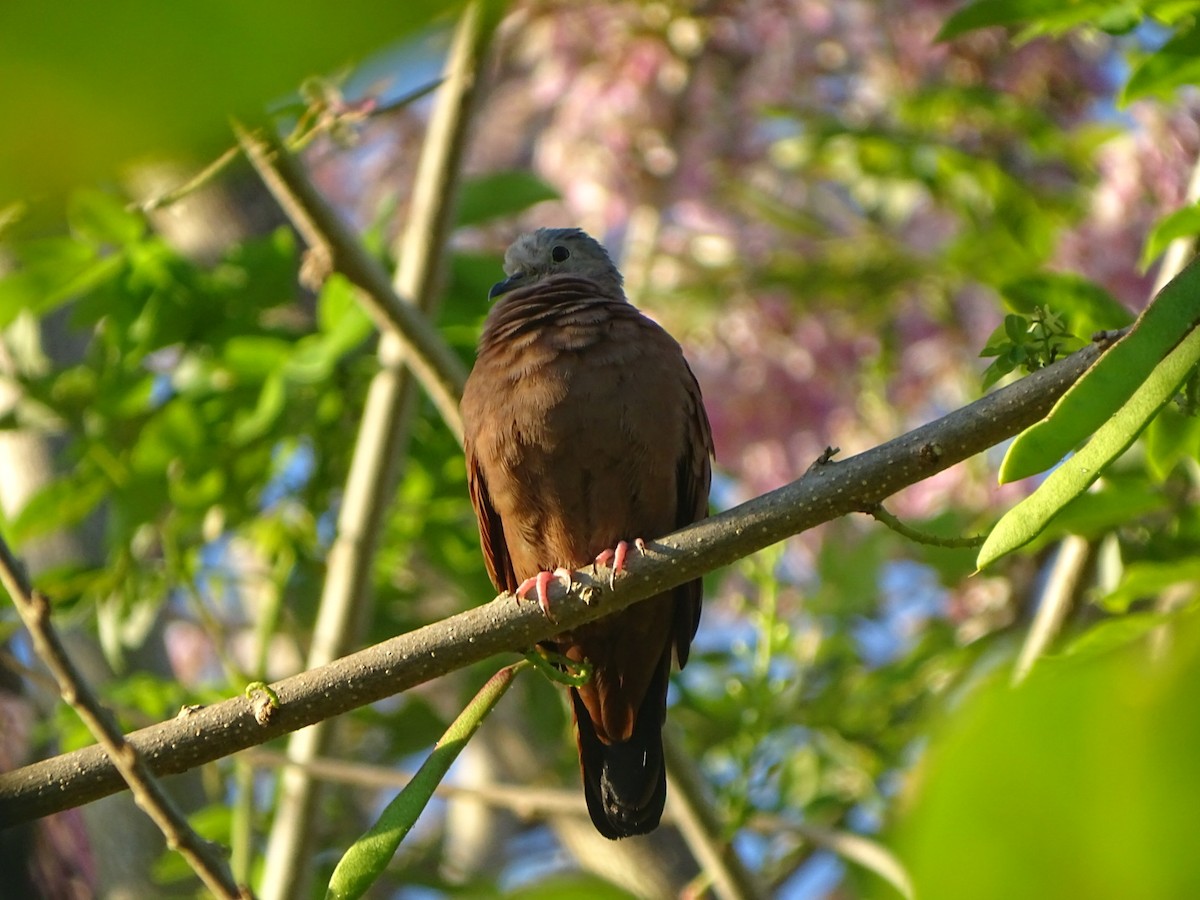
[516,567,573,618]
[593,539,647,587]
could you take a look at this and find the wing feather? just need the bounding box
[466,450,516,594]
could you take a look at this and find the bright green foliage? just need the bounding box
[0,1,457,201]
[6,1,1200,897]
[892,609,1200,900]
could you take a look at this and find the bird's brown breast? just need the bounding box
[461,275,711,743]
[464,285,688,574]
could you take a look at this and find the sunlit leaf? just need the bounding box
[325,662,525,900]
[1123,19,1200,104]
[1000,253,1200,483]
[895,611,1200,900]
[980,324,1200,568]
[1141,203,1200,271]
[455,170,559,227]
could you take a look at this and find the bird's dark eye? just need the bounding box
[551,245,570,263]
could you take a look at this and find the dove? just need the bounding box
[461,227,713,838]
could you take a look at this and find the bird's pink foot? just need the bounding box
[593,539,647,587]
[516,567,573,618]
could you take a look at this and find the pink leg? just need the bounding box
[516,567,573,618]
[593,538,647,587]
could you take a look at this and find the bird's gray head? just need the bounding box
[489,228,624,300]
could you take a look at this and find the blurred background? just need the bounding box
[3,1,1200,897]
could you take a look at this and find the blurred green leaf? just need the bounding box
[0,238,124,327]
[1000,272,1132,333]
[892,611,1200,900]
[1124,19,1200,104]
[1098,558,1200,613]
[67,188,146,246]
[1143,404,1200,479]
[455,170,559,227]
[1141,202,1200,270]
[222,336,293,382]
[230,371,287,445]
[10,475,107,543]
[0,1,458,201]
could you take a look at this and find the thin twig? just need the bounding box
[233,123,469,439]
[0,336,1105,825]
[664,730,768,900]
[137,78,444,215]
[241,749,586,818]
[866,503,985,548]
[137,145,242,213]
[0,536,249,899]
[1012,534,1089,684]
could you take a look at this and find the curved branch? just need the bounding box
[0,542,246,897]
[234,123,469,439]
[0,338,1104,825]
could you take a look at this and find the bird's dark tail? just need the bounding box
[571,649,671,840]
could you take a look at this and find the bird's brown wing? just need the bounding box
[465,450,516,595]
[672,357,714,667]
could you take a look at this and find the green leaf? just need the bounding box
[168,467,226,510]
[130,399,207,474]
[979,323,1200,569]
[1098,559,1200,614]
[455,171,559,227]
[0,0,458,201]
[314,275,373,359]
[230,371,287,445]
[1062,612,1167,657]
[897,610,1200,900]
[67,188,146,246]
[325,661,525,900]
[222,336,293,382]
[1123,20,1200,104]
[1000,253,1200,483]
[1141,203,1200,271]
[0,238,124,327]
[1004,313,1028,342]
[936,0,1118,41]
[1143,404,1200,479]
[1017,481,1166,552]
[10,475,108,543]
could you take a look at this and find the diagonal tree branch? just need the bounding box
[234,123,469,440]
[0,539,248,898]
[0,337,1105,826]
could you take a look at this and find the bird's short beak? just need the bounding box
[488,272,523,300]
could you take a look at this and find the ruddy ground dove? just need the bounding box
[461,228,713,839]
